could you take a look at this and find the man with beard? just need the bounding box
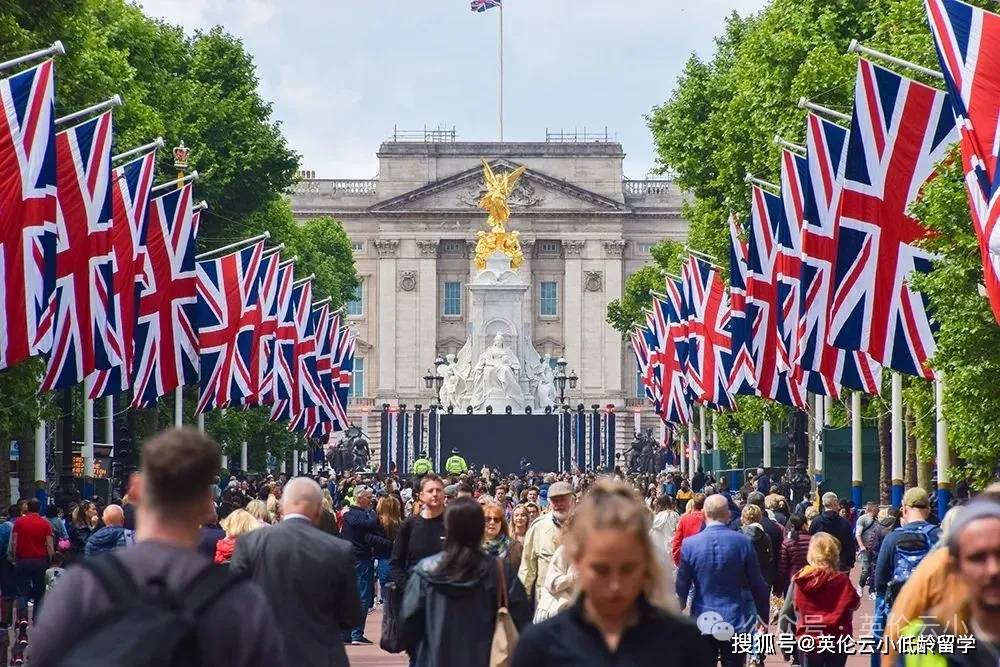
[895,497,1000,666]
[518,481,576,602]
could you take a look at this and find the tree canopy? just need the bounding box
[614,0,1000,483]
[0,0,358,461]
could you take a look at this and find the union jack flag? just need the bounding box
[926,0,1000,324]
[195,241,265,413]
[132,184,199,408]
[630,327,660,415]
[87,150,157,398]
[728,213,756,396]
[0,60,56,371]
[829,60,957,380]
[748,186,806,409]
[800,114,882,395]
[471,0,501,12]
[778,149,808,375]
[683,255,734,409]
[333,325,355,430]
[299,304,337,437]
[40,110,117,391]
[260,260,294,409]
[654,294,692,424]
[328,317,351,431]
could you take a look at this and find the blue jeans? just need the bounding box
[351,559,374,642]
[376,559,391,603]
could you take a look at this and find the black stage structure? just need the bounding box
[378,404,618,474]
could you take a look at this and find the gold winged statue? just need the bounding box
[473,160,527,270]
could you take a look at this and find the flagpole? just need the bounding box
[499,2,504,142]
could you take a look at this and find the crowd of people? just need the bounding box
[4,433,998,667]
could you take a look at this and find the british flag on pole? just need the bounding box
[260,259,294,410]
[799,113,882,395]
[728,214,756,397]
[630,328,661,416]
[131,184,199,408]
[195,241,265,413]
[682,255,734,410]
[300,303,336,437]
[747,186,806,409]
[654,294,691,424]
[333,325,355,430]
[925,0,1000,324]
[88,150,157,399]
[0,60,56,371]
[40,110,117,391]
[470,0,501,12]
[828,60,957,380]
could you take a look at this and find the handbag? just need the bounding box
[489,557,519,667]
[57,537,70,552]
[379,581,406,654]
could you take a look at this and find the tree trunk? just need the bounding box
[917,460,932,491]
[904,406,918,490]
[878,409,891,504]
[0,439,11,508]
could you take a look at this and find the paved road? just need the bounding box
[347,574,878,666]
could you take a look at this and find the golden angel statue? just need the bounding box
[473,160,527,270]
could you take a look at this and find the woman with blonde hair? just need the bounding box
[510,504,530,543]
[511,478,712,665]
[214,509,262,564]
[245,499,270,525]
[372,495,403,604]
[781,532,860,667]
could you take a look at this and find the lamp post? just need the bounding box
[423,357,445,406]
[553,357,579,405]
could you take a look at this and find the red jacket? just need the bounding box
[671,510,705,565]
[214,536,237,564]
[792,566,860,638]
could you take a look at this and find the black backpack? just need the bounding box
[54,552,243,667]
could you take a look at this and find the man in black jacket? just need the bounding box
[338,486,379,645]
[231,476,361,666]
[809,491,857,571]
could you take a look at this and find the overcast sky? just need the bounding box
[136,0,767,179]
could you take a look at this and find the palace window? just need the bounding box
[347,281,363,316]
[539,281,558,317]
[539,241,560,255]
[443,241,463,254]
[443,281,462,316]
[350,358,365,398]
[637,242,654,255]
[351,240,365,253]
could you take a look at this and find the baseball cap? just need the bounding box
[903,487,930,508]
[547,481,574,498]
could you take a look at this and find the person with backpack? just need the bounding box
[870,487,940,667]
[28,428,284,667]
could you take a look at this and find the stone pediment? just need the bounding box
[369,159,630,214]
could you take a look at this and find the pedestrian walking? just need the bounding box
[230,476,362,666]
[401,497,530,667]
[512,479,712,666]
[30,428,284,667]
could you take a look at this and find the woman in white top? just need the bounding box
[649,495,679,557]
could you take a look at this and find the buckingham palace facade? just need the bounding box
[288,134,689,436]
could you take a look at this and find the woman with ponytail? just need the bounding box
[512,479,713,666]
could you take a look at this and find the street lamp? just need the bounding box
[423,357,445,403]
[553,357,579,405]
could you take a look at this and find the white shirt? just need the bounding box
[281,513,313,524]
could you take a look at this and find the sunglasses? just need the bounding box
[485,516,503,523]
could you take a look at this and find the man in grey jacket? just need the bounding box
[230,476,362,667]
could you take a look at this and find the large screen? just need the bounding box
[438,414,559,473]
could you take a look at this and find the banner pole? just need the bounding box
[499,2,504,142]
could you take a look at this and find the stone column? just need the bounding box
[602,240,626,398]
[416,240,440,387]
[562,240,585,399]
[375,239,400,400]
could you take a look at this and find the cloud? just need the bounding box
[131,0,769,179]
